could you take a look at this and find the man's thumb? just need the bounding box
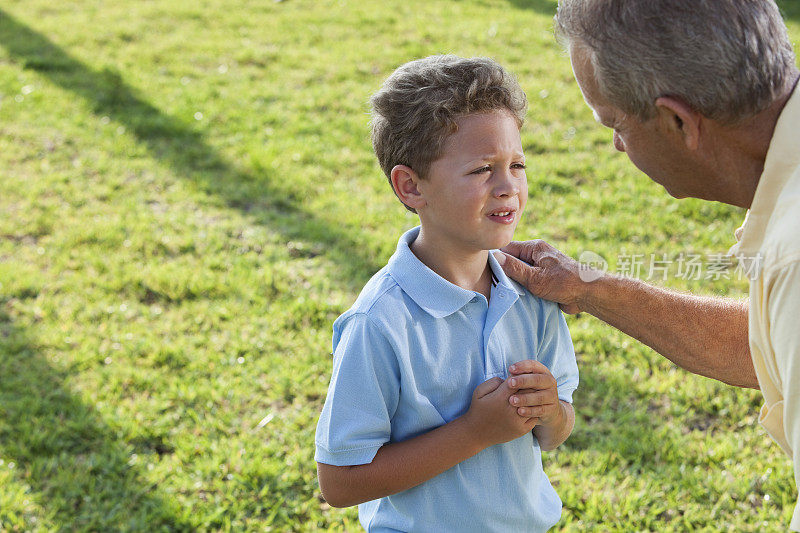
[494,251,536,288]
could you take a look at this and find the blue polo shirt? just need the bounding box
[315,226,579,532]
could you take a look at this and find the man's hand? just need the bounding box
[496,241,757,388]
[494,240,596,314]
[463,377,538,448]
[506,360,561,423]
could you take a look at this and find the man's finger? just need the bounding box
[493,251,542,293]
[500,241,527,260]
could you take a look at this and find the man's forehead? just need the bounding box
[569,43,615,118]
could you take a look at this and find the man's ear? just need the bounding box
[655,96,701,151]
[390,165,426,210]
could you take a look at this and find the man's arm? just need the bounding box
[495,241,757,389]
[318,377,537,508]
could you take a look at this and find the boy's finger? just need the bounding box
[509,390,557,408]
[507,374,554,390]
[514,404,532,417]
[517,405,552,418]
[473,376,503,398]
[508,360,549,375]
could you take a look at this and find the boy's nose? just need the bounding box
[493,171,520,197]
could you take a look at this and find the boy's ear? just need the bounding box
[654,96,701,151]
[390,165,426,210]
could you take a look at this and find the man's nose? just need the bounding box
[613,131,626,152]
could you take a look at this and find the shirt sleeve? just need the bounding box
[764,260,800,530]
[536,299,579,404]
[315,312,401,467]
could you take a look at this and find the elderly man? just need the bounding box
[496,0,800,528]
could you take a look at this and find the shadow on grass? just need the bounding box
[566,355,750,475]
[0,8,380,529]
[0,303,192,530]
[566,350,694,470]
[505,0,557,17]
[778,0,800,23]
[566,363,672,473]
[0,8,381,289]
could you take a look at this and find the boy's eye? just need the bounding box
[470,163,525,174]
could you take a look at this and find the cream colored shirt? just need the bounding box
[729,83,800,530]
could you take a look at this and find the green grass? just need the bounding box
[1,0,799,530]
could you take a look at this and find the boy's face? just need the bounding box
[416,109,527,254]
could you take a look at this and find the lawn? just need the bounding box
[1,0,799,530]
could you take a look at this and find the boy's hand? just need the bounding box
[506,360,561,424]
[463,377,537,448]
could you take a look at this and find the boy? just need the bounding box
[315,55,579,532]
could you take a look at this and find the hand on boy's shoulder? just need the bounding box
[494,242,588,315]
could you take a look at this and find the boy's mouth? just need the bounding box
[486,208,516,225]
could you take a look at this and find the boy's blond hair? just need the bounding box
[370,55,528,213]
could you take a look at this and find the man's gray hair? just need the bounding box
[370,55,527,213]
[555,0,797,124]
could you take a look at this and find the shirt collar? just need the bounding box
[731,81,800,257]
[387,226,524,318]
[487,246,527,297]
